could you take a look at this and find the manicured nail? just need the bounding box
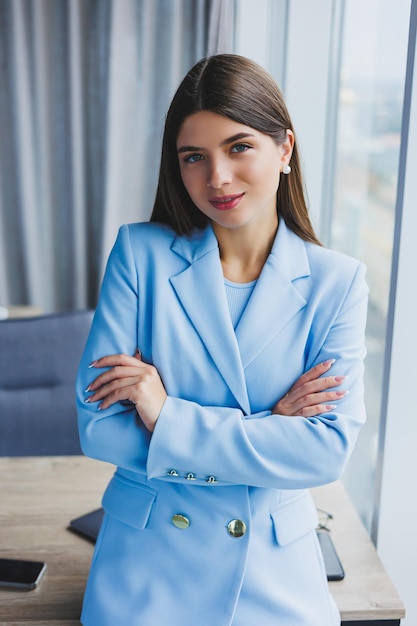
[336,390,349,397]
[324,359,336,366]
[84,397,91,403]
[85,385,91,393]
[325,404,337,411]
[88,361,97,368]
[334,375,347,383]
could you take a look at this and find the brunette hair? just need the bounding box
[150,54,320,244]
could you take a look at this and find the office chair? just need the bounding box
[0,309,94,456]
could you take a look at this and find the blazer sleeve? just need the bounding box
[146,262,368,490]
[76,225,152,474]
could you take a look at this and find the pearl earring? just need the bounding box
[282,164,291,175]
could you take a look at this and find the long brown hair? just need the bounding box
[150,54,320,245]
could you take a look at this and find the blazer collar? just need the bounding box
[235,221,310,367]
[169,221,310,413]
[171,225,219,263]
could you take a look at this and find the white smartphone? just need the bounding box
[0,557,47,590]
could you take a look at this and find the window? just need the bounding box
[330,0,411,530]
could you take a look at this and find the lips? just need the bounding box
[208,193,244,211]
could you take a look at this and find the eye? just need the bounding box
[182,153,204,164]
[231,143,251,154]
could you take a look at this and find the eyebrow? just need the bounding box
[177,132,255,154]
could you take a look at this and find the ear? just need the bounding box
[280,130,295,168]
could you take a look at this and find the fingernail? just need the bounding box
[325,404,337,411]
[88,361,97,368]
[85,386,91,393]
[84,397,91,403]
[336,390,349,397]
[334,375,347,383]
[324,359,336,366]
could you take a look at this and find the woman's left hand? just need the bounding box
[85,351,167,432]
[272,359,347,417]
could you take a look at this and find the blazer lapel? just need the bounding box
[235,220,310,368]
[170,227,251,414]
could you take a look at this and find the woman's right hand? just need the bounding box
[272,359,347,417]
[85,350,167,432]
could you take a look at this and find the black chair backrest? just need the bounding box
[0,310,93,456]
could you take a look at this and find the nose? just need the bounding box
[206,157,232,189]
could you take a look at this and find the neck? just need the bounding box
[213,216,278,283]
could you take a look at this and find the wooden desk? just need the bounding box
[0,456,110,626]
[0,456,405,625]
[312,483,405,625]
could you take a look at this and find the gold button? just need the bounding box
[227,519,247,537]
[185,472,197,480]
[172,514,190,529]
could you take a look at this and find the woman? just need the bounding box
[76,54,368,625]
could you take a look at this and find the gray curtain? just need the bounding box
[0,0,235,313]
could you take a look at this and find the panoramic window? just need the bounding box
[331,0,411,530]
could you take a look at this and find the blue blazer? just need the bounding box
[76,219,368,626]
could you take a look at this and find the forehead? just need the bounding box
[176,110,258,146]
